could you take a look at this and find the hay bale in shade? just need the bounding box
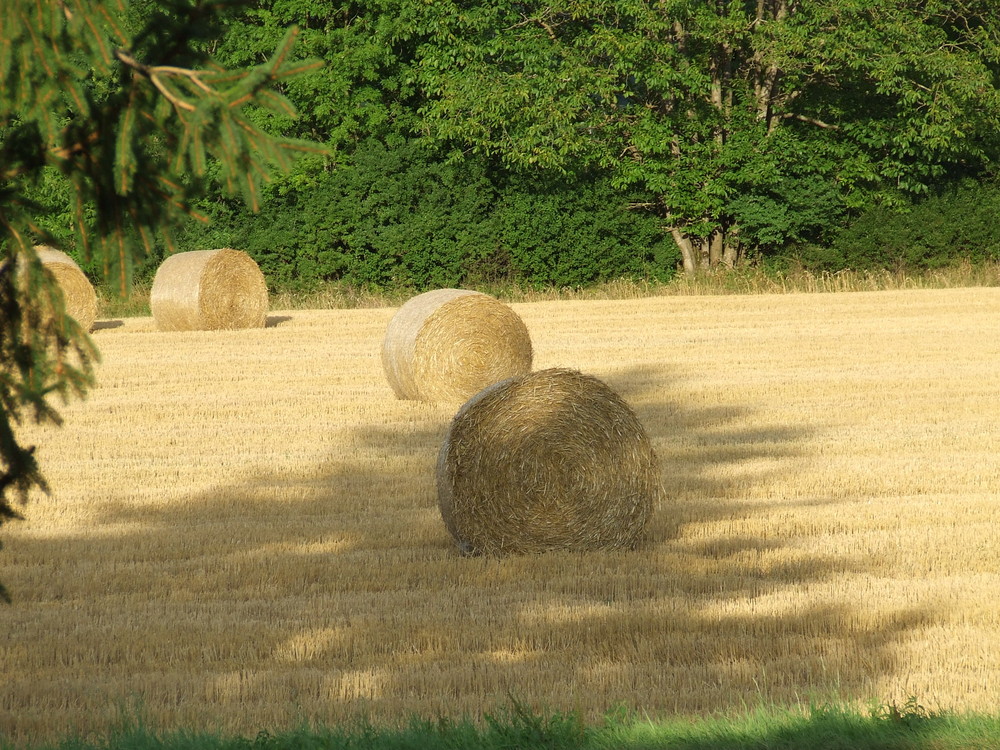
[437,367,660,556]
[150,249,268,331]
[34,246,97,332]
[381,288,532,403]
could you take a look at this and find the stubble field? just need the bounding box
[2,288,999,744]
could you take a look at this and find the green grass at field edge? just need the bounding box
[7,700,1000,750]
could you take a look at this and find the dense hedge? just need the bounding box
[495,172,676,287]
[29,141,1000,290]
[798,180,1000,272]
[170,140,679,292]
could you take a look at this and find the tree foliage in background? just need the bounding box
[0,0,321,602]
[163,0,1000,283]
[218,138,500,289]
[493,168,677,286]
[168,0,678,290]
[17,1,1000,308]
[405,0,1000,271]
[176,137,679,291]
[812,179,1000,271]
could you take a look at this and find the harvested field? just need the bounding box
[2,288,999,743]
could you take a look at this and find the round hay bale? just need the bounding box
[381,288,533,403]
[150,249,268,331]
[437,368,660,556]
[33,246,97,332]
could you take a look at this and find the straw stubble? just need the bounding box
[4,290,1000,744]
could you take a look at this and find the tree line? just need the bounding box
[69,0,1000,290]
[25,1,1000,292]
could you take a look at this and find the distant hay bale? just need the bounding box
[381,289,533,403]
[34,246,97,332]
[150,249,268,331]
[437,368,660,556]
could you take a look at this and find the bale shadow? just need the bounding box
[91,319,124,331]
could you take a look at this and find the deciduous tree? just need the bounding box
[407,0,1000,271]
[0,0,321,601]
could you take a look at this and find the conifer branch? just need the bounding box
[113,49,204,112]
[1,131,100,181]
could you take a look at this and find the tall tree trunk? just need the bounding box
[723,233,740,267]
[670,226,742,272]
[709,231,724,266]
[670,228,697,273]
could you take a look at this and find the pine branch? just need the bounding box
[114,49,199,112]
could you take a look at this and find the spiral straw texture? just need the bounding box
[381,288,533,403]
[34,246,97,332]
[437,368,660,555]
[151,249,268,331]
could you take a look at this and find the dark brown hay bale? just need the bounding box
[150,249,268,331]
[436,368,660,555]
[381,288,533,403]
[33,246,97,332]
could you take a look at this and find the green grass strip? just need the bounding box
[8,700,1000,750]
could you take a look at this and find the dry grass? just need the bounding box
[2,288,1000,744]
[98,262,1000,319]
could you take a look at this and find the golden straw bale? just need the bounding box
[437,367,660,555]
[33,245,97,332]
[150,249,268,331]
[381,288,533,403]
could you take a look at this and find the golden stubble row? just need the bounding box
[1,288,999,743]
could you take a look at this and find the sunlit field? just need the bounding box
[2,288,999,745]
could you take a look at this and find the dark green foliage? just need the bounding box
[805,180,1000,272]
[729,174,848,258]
[93,0,1000,281]
[406,0,1000,270]
[21,0,1000,286]
[187,139,499,289]
[494,172,678,287]
[176,140,677,291]
[210,0,423,149]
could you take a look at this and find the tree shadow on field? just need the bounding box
[2,361,938,740]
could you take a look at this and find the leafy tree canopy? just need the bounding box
[400,0,1000,270]
[198,0,1000,272]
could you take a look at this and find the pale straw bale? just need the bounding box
[33,245,97,332]
[381,288,533,402]
[150,249,268,331]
